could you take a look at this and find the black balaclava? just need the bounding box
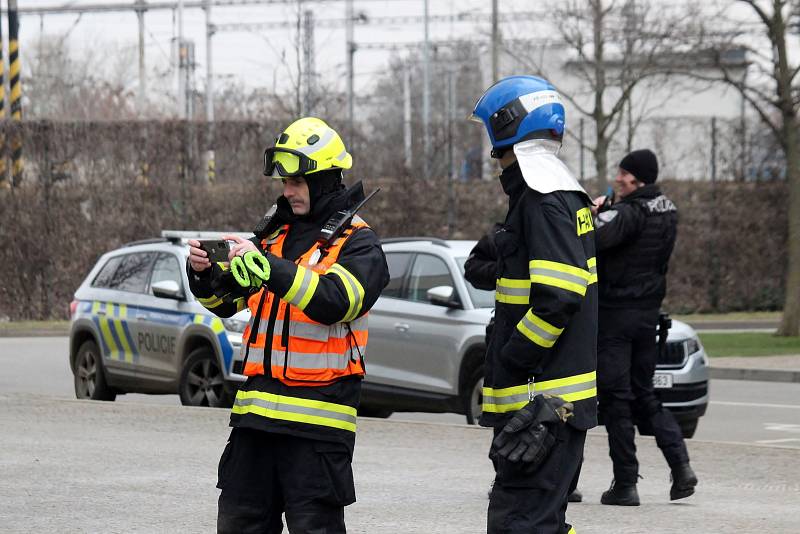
[307,169,344,208]
[306,168,346,223]
[499,161,526,211]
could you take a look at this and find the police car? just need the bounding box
[68,231,250,407]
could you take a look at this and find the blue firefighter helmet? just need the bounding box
[470,75,565,153]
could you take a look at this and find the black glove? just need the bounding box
[489,394,574,471]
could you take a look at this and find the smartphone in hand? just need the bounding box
[198,239,231,263]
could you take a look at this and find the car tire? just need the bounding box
[679,418,699,439]
[179,347,234,408]
[463,362,484,425]
[74,339,117,401]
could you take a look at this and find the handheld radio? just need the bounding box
[317,188,380,248]
[253,204,278,239]
[600,186,615,212]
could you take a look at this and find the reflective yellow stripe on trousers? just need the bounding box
[232,389,358,432]
[482,371,597,413]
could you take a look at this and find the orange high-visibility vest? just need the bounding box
[240,217,369,387]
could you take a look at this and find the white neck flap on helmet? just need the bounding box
[513,139,587,196]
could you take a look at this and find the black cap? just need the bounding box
[619,149,658,184]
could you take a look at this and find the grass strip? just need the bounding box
[0,320,70,336]
[699,332,800,358]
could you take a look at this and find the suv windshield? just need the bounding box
[455,256,495,308]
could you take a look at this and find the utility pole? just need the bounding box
[403,65,412,172]
[579,117,585,182]
[135,0,147,114]
[8,0,22,187]
[205,0,215,182]
[491,0,498,81]
[446,66,456,237]
[709,116,719,311]
[345,0,354,138]
[177,0,186,118]
[0,10,7,188]
[302,9,315,116]
[422,0,430,178]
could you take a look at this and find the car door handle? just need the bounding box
[96,309,106,316]
[394,323,410,333]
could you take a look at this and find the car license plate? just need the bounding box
[653,373,673,389]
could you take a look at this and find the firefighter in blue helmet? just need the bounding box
[470,75,598,534]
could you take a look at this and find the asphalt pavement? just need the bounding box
[1,393,799,533]
[2,336,800,532]
[4,336,800,444]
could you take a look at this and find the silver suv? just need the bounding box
[68,231,250,407]
[362,238,709,437]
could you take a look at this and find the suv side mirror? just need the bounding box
[427,286,461,309]
[152,280,184,300]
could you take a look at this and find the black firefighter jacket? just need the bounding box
[188,183,390,450]
[480,163,598,431]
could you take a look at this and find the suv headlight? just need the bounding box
[684,337,701,356]
[221,318,248,333]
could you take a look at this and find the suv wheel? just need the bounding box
[74,339,117,401]
[179,347,234,408]
[464,365,483,425]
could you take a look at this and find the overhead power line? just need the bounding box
[214,10,546,33]
[0,0,341,16]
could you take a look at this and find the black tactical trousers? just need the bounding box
[596,307,689,484]
[217,427,356,534]
[488,423,585,534]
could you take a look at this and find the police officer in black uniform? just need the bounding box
[592,148,698,505]
[471,75,597,534]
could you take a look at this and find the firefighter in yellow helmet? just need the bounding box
[187,117,389,533]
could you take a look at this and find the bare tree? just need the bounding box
[25,35,147,120]
[695,0,800,335]
[503,0,704,183]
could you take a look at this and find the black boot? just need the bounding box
[568,488,583,503]
[601,481,640,506]
[670,463,698,501]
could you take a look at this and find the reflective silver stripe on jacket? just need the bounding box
[270,349,355,370]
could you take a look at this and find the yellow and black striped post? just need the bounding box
[8,0,22,187]
[0,10,7,190]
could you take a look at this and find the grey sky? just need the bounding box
[15,0,533,114]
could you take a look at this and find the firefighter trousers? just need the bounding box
[596,306,689,484]
[216,426,356,534]
[488,423,585,534]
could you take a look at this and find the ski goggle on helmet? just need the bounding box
[263,117,353,178]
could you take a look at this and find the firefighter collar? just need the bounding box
[513,139,587,196]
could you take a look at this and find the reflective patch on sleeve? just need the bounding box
[328,263,365,322]
[529,259,590,296]
[595,209,618,228]
[283,265,320,310]
[495,278,531,305]
[516,310,564,348]
[198,295,224,309]
[587,257,597,285]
